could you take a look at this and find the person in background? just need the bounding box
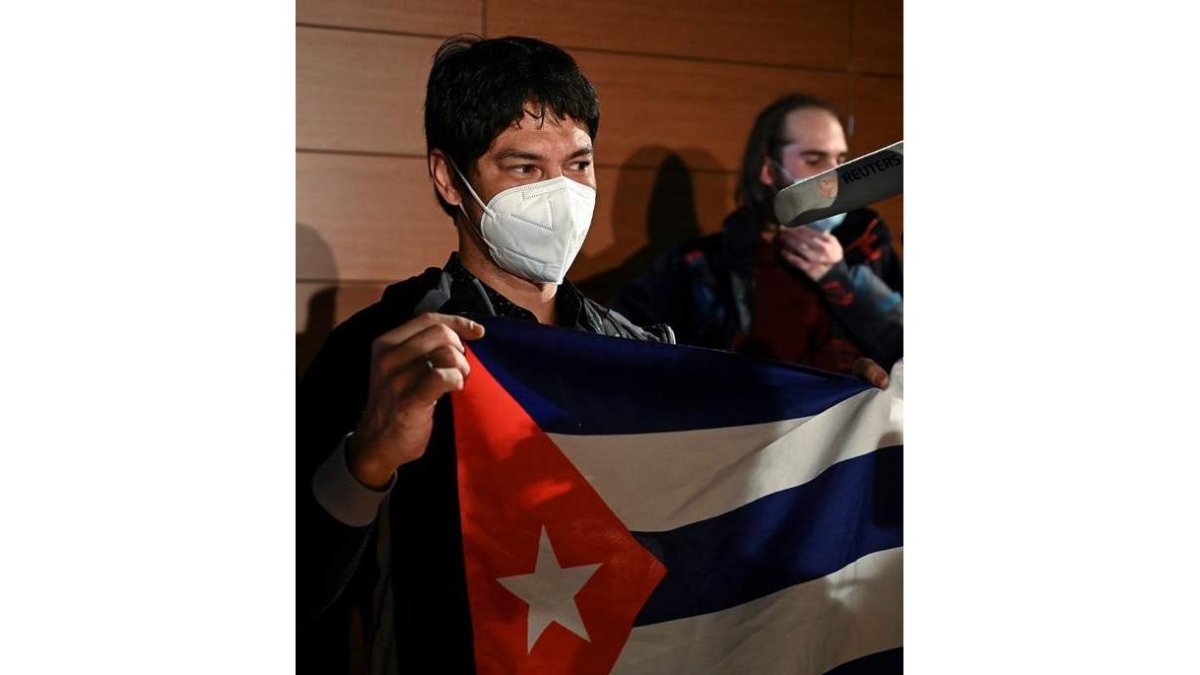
[611,93,903,374]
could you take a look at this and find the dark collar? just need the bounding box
[442,254,587,329]
[722,205,765,277]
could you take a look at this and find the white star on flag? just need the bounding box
[496,526,602,653]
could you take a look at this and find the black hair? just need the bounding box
[424,35,601,217]
[736,93,841,223]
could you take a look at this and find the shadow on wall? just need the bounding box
[574,146,723,306]
[297,223,338,376]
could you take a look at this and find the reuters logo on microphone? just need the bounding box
[818,176,838,199]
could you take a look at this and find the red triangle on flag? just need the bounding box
[453,346,666,675]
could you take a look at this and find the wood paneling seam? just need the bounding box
[297,22,466,41]
[299,22,870,76]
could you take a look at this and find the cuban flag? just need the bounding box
[451,316,903,675]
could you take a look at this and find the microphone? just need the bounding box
[774,140,903,228]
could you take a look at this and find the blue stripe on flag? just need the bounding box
[468,315,871,435]
[631,445,902,625]
[823,647,903,674]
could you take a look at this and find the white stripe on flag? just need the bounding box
[547,387,902,532]
[610,547,903,675]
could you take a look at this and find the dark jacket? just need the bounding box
[612,206,902,372]
[297,255,671,674]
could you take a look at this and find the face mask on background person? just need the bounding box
[770,157,847,233]
[452,162,596,284]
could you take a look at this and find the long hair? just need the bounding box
[736,93,840,223]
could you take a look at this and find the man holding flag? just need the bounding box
[298,34,899,675]
[298,34,675,674]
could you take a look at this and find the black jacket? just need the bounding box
[612,206,902,371]
[297,256,671,674]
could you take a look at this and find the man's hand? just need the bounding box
[852,357,890,389]
[347,313,486,488]
[777,225,843,280]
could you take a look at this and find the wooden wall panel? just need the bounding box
[297,0,482,36]
[297,281,390,373]
[487,0,851,70]
[851,0,903,74]
[850,75,902,158]
[572,164,737,303]
[297,153,457,283]
[576,51,851,172]
[297,282,390,332]
[297,28,440,154]
[848,74,902,247]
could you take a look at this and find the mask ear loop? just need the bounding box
[447,158,491,222]
[769,156,799,188]
[446,158,500,268]
[445,158,499,316]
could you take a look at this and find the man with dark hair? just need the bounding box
[612,94,903,375]
[297,35,671,674]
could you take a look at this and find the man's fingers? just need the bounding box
[852,357,890,389]
[782,247,836,272]
[782,226,823,243]
[386,341,472,400]
[377,322,468,374]
[426,343,471,378]
[780,249,813,271]
[372,313,485,355]
[376,341,470,400]
[776,229,807,252]
[786,228,839,250]
[779,228,836,257]
[349,317,484,481]
[779,239,804,257]
[404,365,467,409]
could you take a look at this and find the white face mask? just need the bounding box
[806,212,847,232]
[771,158,846,232]
[453,164,596,284]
